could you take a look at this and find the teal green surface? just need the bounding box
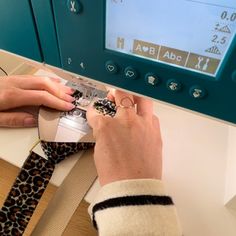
[1,0,235,124]
[0,0,42,61]
[31,0,61,67]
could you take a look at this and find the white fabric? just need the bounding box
[89,179,182,236]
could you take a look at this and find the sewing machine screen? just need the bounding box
[106,0,236,76]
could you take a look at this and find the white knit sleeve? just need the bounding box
[89,179,182,236]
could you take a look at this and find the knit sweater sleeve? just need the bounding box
[88,179,182,236]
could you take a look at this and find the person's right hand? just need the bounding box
[87,90,162,186]
[0,75,75,127]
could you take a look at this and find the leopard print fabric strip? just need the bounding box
[40,141,95,165]
[0,98,116,236]
[0,152,54,236]
[0,142,94,236]
[93,98,117,117]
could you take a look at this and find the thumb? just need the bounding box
[0,112,37,128]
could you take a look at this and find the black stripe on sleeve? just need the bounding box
[92,195,174,230]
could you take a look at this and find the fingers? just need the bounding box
[106,88,115,102]
[134,96,153,119]
[109,90,136,119]
[86,106,111,138]
[86,106,101,129]
[10,75,74,98]
[0,112,37,128]
[1,88,75,111]
[108,90,153,120]
[152,115,161,131]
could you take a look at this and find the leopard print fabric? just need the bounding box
[0,142,95,236]
[41,141,95,165]
[0,152,54,236]
[0,99,116,236]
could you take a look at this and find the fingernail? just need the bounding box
[24,117,37,127]
[65,94,76,102]
[66,103,75,110]
[70,88,76,93]
[65,87,75,95]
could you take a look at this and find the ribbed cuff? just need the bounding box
[89,179,182,235]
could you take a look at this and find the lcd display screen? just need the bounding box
[106,0,236,76]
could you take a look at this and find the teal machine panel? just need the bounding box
[3,0,235,124]
[31,0,61,67]
[51,0,236,124]
[0,0,42,61]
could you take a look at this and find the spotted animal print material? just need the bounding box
[93,99,117,117]
[41,141,95,165]
[0,98,116,236]
[0,152,54,236]
[0,142,94,236]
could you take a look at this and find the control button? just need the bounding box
[145,73,160,86]
[167,79,182,92]
[105,61,118,74]
[67,0,82,14]
[189,86,207,99]
[124,67,138,79]
[232,71,236,83]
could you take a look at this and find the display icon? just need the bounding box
[117,37,125,49]
[192,89,202,98]
[70,1,76,12]
[159,46,188,66]
[205,46,221,55]
[190,86,206,99]
[195,57,210,71]
[215,23,231,34]
[133,40,160,59]
[145,73,159,86]
[67,57,72,65]
[80,62,85,70]
[67,0,81,14]
[108,65,115,72]
[148,76,156,85]
[112,0,123,3]
[124,67,138,79]
[167,79,182,92]
[126,71,134,77]
[169,82,178,91]
[105,61,118,74]
[186,53,220,74]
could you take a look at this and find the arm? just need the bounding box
[87,90,182,236]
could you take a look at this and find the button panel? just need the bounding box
[104,60,208,101]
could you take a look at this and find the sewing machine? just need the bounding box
[0,1,236,235]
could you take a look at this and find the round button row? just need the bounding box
[105,61,207,99]
[106,61,139,80]
[166,80,206,99]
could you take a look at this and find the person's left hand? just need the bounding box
[0,75,75,128]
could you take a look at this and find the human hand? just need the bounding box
[87,90,162,186]
[0,75,75,127]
